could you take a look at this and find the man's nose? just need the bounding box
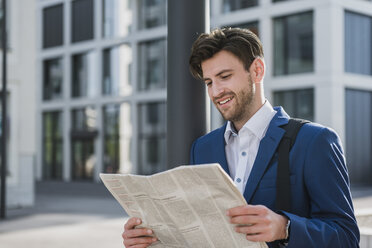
[211,82,224,98]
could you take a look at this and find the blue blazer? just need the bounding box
[190,107,360,248]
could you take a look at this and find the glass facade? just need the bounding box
[41,0,371,183]
[102,0,132,37]
[231,21,259,36]
[43,4,63,48]
[274,11,314,76]
[43,58,63,101]
[71,107,98,180]
[345,11,372,75]
[222,0,258,13]
[273,88,314,121]
[138,102,166,175]
[138,0,167,29]
[72,51,97,98]
[103,103,132,173]
[102,44,132,96]
[138,39,167,91]
[71,0,94,43]
[43,111,63,180]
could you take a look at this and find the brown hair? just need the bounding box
[189,27,264,80]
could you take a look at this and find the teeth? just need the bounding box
[219,98,231,105]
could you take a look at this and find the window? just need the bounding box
[43,58,63,101]
[102,0,132,37]
[71,107,97,180]
[274,11,313,76]
[230,21,259,36]
[72,51,97,98]
[345,89,372,185]
[103,103,132,173]
[138,0,167,29]
[222,0,258,13]
[138,102,166,175]
[345,11,372,75]
[43,111,63,180]
[102,44,132,96]
[71,106,97,132]
[71,0,94,43]
[273,88,314,121]
[43,4,63,48]
[138,39,166,90]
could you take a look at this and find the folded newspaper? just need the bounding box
[100,163,267,248]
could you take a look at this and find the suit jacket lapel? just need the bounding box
[243,108,289,203]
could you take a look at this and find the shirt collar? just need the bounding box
[224,100,276,144]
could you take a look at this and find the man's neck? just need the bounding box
[233,100,265,132]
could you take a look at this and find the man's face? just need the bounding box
[201,50,255,125]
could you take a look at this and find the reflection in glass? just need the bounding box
[345,11,372,75]
[103,44,132,96]
[138,102,166,175]
[102,0,132,37]
[138,39,166,91]
[43,58,63,101]
[138,0,167,29]
[274,11,313,76]
[71,107,97,180]
[71,106,97,131]
[72,51,97,98]
[103,103,132,173]
[43,111,63,180]
[222,0,258,13]
[273,88,314,121]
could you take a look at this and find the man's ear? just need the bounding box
[249,58,265,83]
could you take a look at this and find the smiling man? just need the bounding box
[121,28,360,248]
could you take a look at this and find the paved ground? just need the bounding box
[0,182,372,248]
[0,181,128,248]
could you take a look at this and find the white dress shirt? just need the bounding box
[224,101,277,194]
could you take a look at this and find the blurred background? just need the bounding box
[1,0,372,247]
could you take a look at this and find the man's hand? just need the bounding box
[226,205,288,242]
[122,217,157,248]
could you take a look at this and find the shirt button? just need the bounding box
[241,151,247,156]
[236,178,241,183]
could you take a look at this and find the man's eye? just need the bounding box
[205,81,212,86]
[221,74,231,79]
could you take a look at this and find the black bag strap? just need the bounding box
[276,118,309,212]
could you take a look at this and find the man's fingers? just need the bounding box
[235,223,268,235]
[123,236,157,247]
[130,244,153,248]
[227,205,267,217]
[245,233,267,242]
[123,228,153,239]
[124,217,141,230]
[229,214,262,225]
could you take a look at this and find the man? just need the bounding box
[122,28,360,247]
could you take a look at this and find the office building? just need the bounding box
[35,0,372,187]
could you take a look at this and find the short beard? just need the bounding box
[219,76,255,124]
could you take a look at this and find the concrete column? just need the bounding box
[167,0,208,168]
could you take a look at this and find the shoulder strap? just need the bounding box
[276,118,309,212]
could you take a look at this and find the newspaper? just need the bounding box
[100,163,267,248]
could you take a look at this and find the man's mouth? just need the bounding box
[218,97,232,105]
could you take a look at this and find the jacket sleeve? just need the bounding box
[284,127,360,247]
